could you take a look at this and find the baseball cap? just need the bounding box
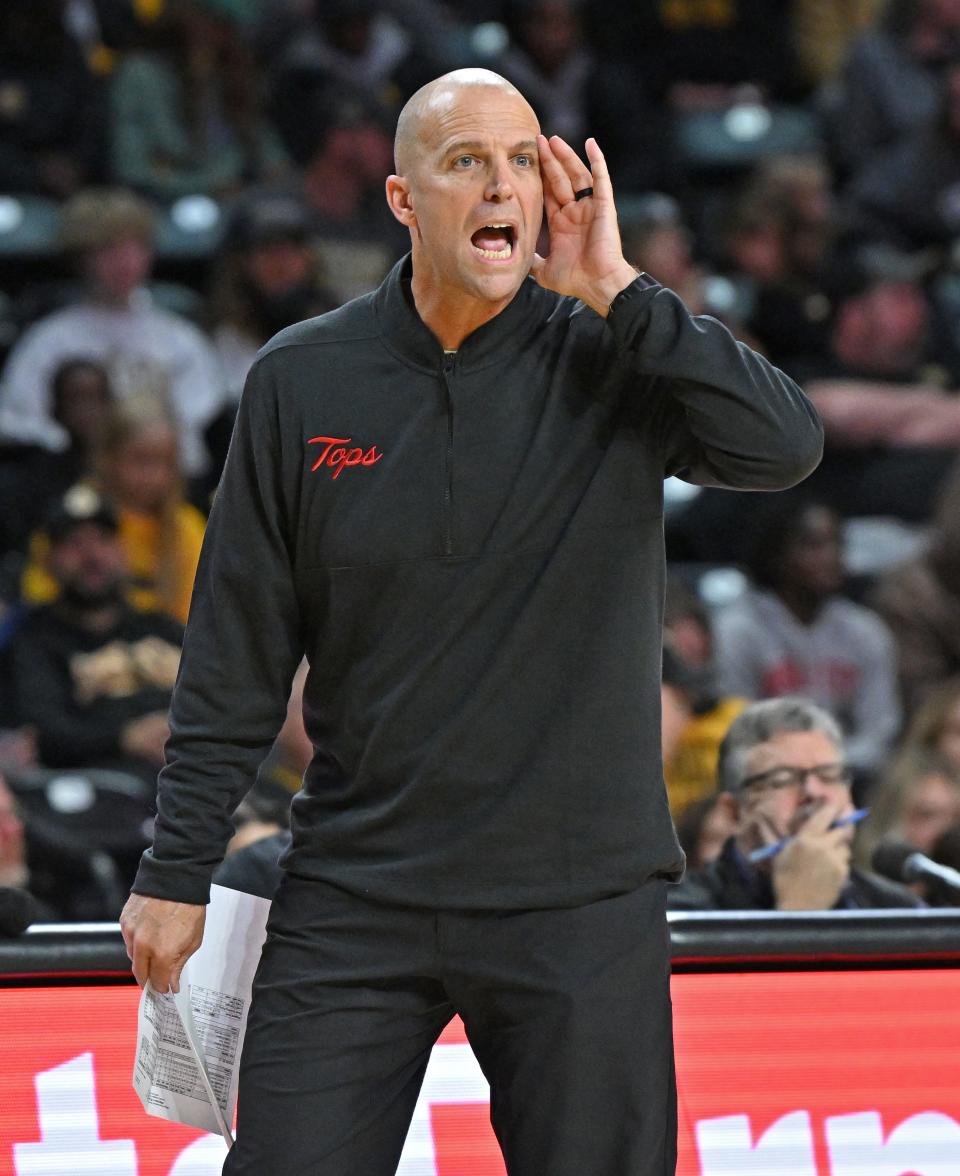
[43,485,119,543]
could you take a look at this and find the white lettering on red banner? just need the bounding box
[4,971,960,1174]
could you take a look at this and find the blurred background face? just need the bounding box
[631,224,694,291]
[52,364,112,451]
[736,728,854,842]
[836,280,929,375]
[728,221,786,285]
[87,236,153,303]
[47,523,127,607]
[780,505,844,596]
[518,0,581,72]
[244,239,315,297]
[106,423,180,514]
[325,123,394,181]
[900,770,960,853]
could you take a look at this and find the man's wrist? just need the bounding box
[582,261,647,318]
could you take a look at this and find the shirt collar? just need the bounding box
[372,253,567,375]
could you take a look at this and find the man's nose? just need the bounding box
[484,160,514,201]
[800,770,838,803]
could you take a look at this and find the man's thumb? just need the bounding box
[529,253,547,284]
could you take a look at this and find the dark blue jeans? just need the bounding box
[223,873,676,1175]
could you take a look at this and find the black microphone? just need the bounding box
[872,841,960,895]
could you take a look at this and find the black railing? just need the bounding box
[2,909,959,984]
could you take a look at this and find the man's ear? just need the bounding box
[714,791,740,828]
[385,175,416,228]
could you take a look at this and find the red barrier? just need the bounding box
[2,970,959,1174]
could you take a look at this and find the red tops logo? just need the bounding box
[308,435,384,480]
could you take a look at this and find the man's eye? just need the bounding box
[454,156,476,168]
[515,155,533,167]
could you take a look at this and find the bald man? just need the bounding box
[121,70,823,1174]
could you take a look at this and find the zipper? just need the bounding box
[440,355,455,556]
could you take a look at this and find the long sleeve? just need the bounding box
[607,281,823,490]
[12,640,130,765]
[132,354,305,904]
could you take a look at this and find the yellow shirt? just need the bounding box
[664,696,747,818]
[22,502,206,625]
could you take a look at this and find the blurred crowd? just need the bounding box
[3,0,960,919]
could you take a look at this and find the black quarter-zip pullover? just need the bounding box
[133,257,823,909]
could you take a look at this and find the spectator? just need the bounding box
[0,359,113,560]
[583,0,800,108]
[839,59,960,256]
[620,193,749,332]
[668,697,922,910]
[274,83,409,300]
[896,676,960,771]
[213,826,290,899]
[789,251,960,521]
[661,579,747,818]
[0,188,227,478]
[109,0,289,202]
[870,465,960,712]
[269,0,435,135]
[721,155,836,374]
[674,793,736,871]
[714,499,901,781]
[495,0,595,147]
[0,773,28,892]
[22,394,206,625]
[0,774,62,922]
[792,0,885,89]
[208,189,337,404]
[927,821,960,903]
[824,0,960,181]
[857,746,960,870]
[0,0,105,197]
[4,486,183,786]
[665,254,960,562]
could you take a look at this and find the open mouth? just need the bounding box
[470,224,515,260]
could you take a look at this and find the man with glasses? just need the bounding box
[669,697,921,911]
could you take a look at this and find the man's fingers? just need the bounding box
[548,135,593,189]
[584,137,614,204]
[131,941,152,989]
[826,827,854,851]
[800,799,847,835]
[537,134,574,207]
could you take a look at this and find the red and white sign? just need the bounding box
[2,970,959,1175]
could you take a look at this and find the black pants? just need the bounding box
[222,874,677,1175]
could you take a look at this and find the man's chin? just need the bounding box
[467,260,527,302]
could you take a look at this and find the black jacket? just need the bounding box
[668,836,923,911]
[6,602,183,778]
[133,257,822,910]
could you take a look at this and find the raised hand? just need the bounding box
[531,134,639,316]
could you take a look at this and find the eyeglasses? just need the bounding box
[740,763,853,795]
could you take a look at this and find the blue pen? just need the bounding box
[747,807,871,863]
